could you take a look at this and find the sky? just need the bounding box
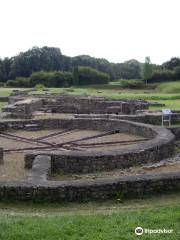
[0,0,180,64]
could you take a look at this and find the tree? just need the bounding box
[0,58,11,81]
[9,46,64,79]
[143,57,153,84]
[163,57,180,70]
[73,67,79,86]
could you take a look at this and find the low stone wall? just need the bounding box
[169,126,180,140]
[0,170,179,202]
[0,117,157,134]
[49,128,174,173]
[0,117,177,202]
[0,117,174,173]
[75,113,180,126]
[3,98,43,118]
[19,118,175,174]
[43,96,149,115]
[0,149,179,202]
[5,94,149,116]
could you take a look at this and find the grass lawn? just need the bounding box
[0,193,179,240]
[156,81,180,93]
[149,99,180,110]
[0,102,6,111]
[1,85,180,111]
[0,85,180,111]
[0,88,13,97]
[31,86,180,100]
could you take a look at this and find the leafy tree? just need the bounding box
[9,47,64,79]
[1,46,180,84]
[143,57,153,84]
[163,57,180,70]
[147,69,175,83]
[112,60,142,80]
[73,67,79,85]
[174,66,180,79]
[0,58,11,81]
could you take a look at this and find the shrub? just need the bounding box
[65,88,75,92]
[52,71,73,87]
[0,82,5,87]
[30,72,51,87]
[30,71,73,87]
[6,78,31,87]
[35,84,45,91]
[77,66,110,85]
[120,79,144,89]
[7,80,19,87]
[15,77,31,87]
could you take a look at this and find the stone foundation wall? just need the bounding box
[0,118,174,173]
[169,127,180,140]
[0,171,179,202]
[43,96,149,115]
[50,140,173,174]
[75,113,180,126]
[0,117,157,134]
[2,98,43,118]
[6,94,149,116]
[0,133,178,202]
[16,118,175,174]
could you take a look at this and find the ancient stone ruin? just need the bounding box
[0,92,179,202]
[2,93,149,118]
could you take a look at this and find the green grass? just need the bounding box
[156,81,180,93]
[42,87,180,101]
[0,87,13,97]
[0,102,6,111]
[149,99,180,111]
[0,193,179,240]
[0,84,180,111]
[0,208,179,240]
[1,85,180,111]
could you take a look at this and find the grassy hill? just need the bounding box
[156,81,180,93]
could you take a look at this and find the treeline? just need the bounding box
[1,46,180,86]
[147,58,180,83]
[0,46,142,83]
[6,66,110,88]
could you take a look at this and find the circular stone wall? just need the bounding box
[13,117,175,173]
[0,117,178,202]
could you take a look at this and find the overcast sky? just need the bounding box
[0,0,179,64]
